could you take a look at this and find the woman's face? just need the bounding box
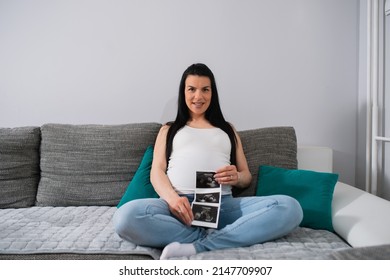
[184,75,212,119]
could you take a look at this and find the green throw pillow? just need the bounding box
[117,146,159,208]
[256,165,338,231]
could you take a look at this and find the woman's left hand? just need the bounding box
[214,165,240,185]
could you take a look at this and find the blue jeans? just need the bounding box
[113,194,303,253]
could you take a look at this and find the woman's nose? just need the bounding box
[194,90,202,99]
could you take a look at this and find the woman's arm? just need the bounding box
[150,125,177,201]
[233,129,252,188]
[150,125,193,225]
[214,127,252,188]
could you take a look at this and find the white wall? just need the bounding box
[0,0,359,185]
[356,0,369,195]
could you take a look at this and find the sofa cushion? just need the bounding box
[117,145,159,208]
[234,126,297,197]
[329,244,390,260]
[256,165,338,231]
[0,206,161,259]
[36,123,161,206]
[0,127,41,208]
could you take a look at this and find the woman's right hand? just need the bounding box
[168,196,194,226]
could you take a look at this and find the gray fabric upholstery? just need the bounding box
[0,127,41,208]
[235,126,297,197]
[0,253,153,260]
[329,244,390,260]
[0,206,161,259]
[177,227,350,260]
[0,205,348,260]
[36,123,161,206]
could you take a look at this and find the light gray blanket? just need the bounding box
[0,206,350,260]
[0,206,161,259]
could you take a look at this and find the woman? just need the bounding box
[114,63,303,259]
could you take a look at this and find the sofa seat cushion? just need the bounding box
[329,244,390,260]
[177,227,350,260]
[0,127,41,208]
[0,206,350,260]
[0,206,161,259]
[36,123,161,206]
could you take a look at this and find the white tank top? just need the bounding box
[167,125,232,195]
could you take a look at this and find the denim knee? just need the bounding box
[279,195,303,228]
[113,207,128,236]
[113,200,144,243]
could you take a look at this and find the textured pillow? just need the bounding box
[36,123,161,206]
[235,126,297,197]
[0,127,41,208]
[256,165,338,231]
[117,145,159,208]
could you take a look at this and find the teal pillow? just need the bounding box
[256,165,338,231]
[117,146,159,208]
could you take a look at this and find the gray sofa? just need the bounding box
[1,123,389,260]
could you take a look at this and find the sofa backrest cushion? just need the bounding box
[0,127,41,208]
[234,126,297,197]
[36,123,161,206]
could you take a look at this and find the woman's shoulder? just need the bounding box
[159,123,171,134]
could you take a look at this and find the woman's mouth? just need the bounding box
[192,102,204,108]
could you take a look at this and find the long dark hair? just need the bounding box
[165,63,237,165]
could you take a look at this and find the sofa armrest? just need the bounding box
[332,182,390,247]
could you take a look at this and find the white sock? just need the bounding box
[160,242,196,260]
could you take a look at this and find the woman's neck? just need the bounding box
[186,117,214,129]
